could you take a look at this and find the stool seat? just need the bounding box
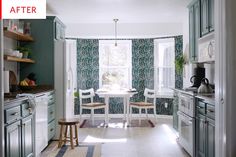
[58,118,80,149]
[58,118,80,125]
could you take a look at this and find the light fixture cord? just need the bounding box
[114,19,118,46]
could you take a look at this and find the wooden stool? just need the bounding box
[58,118,80,149]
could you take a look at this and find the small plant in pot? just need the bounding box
[16,46,31,58]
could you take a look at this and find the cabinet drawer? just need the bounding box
[48,104,55,123]
[48,120,56,140]
[48,94,55,106]
[206,104,215,120]
[197,101,205,115]
[5,106,21,124]
[21,102,32,117]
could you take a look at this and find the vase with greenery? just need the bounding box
[175,54,187,74]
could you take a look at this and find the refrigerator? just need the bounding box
[54,39,77,138]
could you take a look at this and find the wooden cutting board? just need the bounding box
[9,71,17,85]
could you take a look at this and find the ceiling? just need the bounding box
[46,0,190,24]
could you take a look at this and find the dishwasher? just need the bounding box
[35,94,48,156]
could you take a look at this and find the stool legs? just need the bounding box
[74,124,79,146]
[58,125,64,148]
[69,125,74,149]
[58,122,79,149]
[64,125,68,145]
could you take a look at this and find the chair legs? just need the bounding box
[91,109,94,125]
[139,108,142,125]
[153,106,157,124]
[80,107,82,121]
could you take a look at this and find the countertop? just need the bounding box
[174,88,215,104]
[4,85,54,104]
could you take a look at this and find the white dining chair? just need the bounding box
[129,88,157,125]
[79,88,106,125]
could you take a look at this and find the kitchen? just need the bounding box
[1,1,234,156]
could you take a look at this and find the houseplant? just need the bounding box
[16,46,31,58]
[175,54,187,74]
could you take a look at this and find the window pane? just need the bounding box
[101,68,129,88]
[154,38,175,95]
[100,43,129,67]
[99,40,132,89]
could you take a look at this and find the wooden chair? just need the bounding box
[129,88,157,124]
[79,88,106,125]
[58,118,80,149]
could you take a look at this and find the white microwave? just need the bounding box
[198,32,215,63]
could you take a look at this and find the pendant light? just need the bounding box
[113,19,119,46]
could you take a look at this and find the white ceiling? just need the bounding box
[46,0,190,24]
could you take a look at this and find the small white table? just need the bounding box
[96,89,137,126]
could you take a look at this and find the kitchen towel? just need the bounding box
[4,71,9,93]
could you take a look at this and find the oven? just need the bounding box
[178,92,195,157]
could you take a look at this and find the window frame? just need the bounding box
[154,38,175,97]
[99,40,132,89]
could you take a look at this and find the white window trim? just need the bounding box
[154,38,175,97]
[99,40,132,89]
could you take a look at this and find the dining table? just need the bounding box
[95,89,137,126]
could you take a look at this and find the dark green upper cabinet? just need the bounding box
[200,0,215,36]
[189,0,200,62]
[208,0,215,32]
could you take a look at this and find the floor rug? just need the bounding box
[80,118,155,128]
[46,144,101,157]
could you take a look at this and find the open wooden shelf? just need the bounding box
[3,28,34,42]
[4,55,35,63]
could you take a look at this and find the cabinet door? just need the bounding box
[196,115,206,157]
[208,0,214,32]
[201,0,209,36]
[189,5,195,62]
[206,118,215,157]
[22,116,34,157]
[193,0,200,60]
[5,121,21,157]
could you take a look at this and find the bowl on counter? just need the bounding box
[19,85,37,91]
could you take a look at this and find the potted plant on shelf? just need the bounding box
[16,46,31,58]
[175,54,187,74]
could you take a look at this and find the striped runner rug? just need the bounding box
[46,144,101,157]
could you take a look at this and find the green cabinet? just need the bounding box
[200,0,214,36]
[206,118,215,157]
[189,0,200,62]
[196,99,215,157]
[196,115,206,157]
[47,91,56,141]
[20,16,65,86]
[188,0,214,62]
[22,115,34,157]
[5,121,21,157]
[4,99,34,157]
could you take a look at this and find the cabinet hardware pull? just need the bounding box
[11,112,19,116]
[207,109,214,113]
[197,106,204,109]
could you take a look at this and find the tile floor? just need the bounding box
[42,117,190,157]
